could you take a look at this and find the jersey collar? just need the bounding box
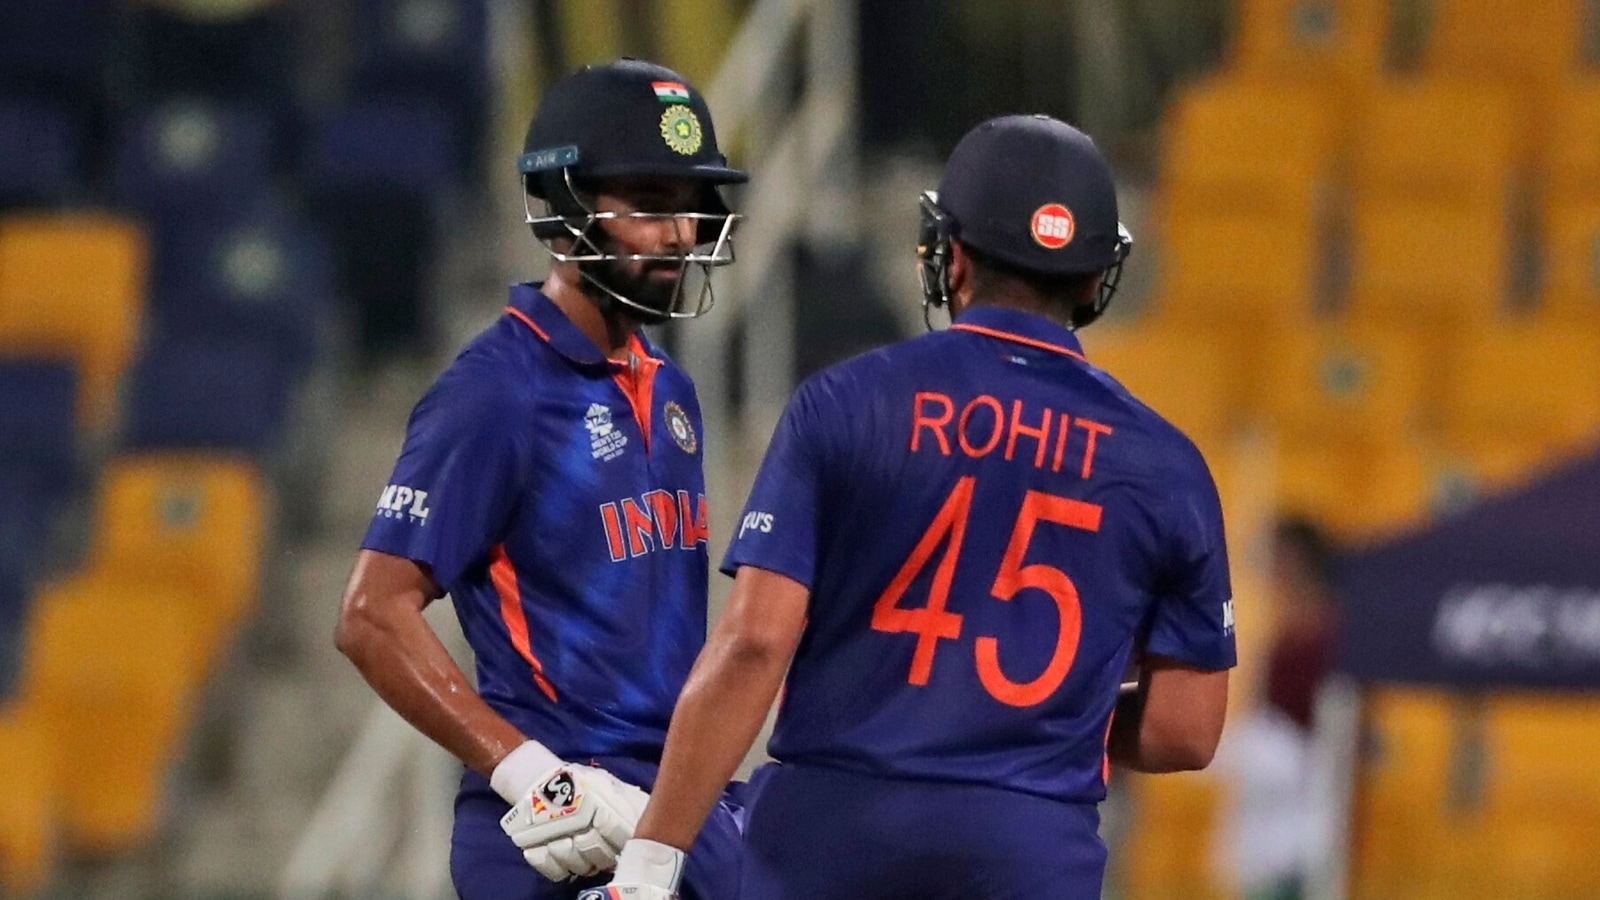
[950,305,1089,362]
[506,282,661,368]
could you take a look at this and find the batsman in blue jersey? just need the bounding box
[335,60,749,900]
[588,115,1237,899]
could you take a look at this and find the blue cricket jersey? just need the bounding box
[363,283,711,764]
[724,305,1235,804]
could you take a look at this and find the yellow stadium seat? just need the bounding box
[1162,79,1336,215]
[1348,204,1508,326]
[1354,689,1461,898]
[1275,431,1466,538]
[1424,0,1582,169]
[1259,324,1434,438]
[1540,200,1600,321]
[1156,207,1322,328]
[1547,80,1600,203]
[89,454,269,641]
[1426,0,1584,80]
[1230,0,1387,86]
[1347,80,1517,325]
[0,703,56,894]
[1351,79,1517,203]
[1120,773,1228,900]
[0,213,148,430]
[28,585,205,853]
[1441,320,1600,444]
[1079,322,1254,441]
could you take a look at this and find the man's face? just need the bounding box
[581,178,703,317]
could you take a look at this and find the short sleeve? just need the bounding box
[1143,453,1237,670]
[719,380,830,587]
[361,374,524,591]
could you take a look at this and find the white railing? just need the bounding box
[683,0,861,454]
[276,2,858,896]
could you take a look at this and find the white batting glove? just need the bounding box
[494,744,649,882]
[576,838,686,900]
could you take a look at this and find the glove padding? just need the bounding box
[577,886,676,900]
[499,763,649,882]
[578,837,686,900]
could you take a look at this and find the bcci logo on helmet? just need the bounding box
[659,104,703,156]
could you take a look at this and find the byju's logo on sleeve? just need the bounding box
[376,484,432,524]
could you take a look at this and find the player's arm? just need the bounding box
[605,565,807,890]
[335,548,527,776]
[1107,654,1229,773]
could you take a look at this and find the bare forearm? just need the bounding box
[636,641,789,851]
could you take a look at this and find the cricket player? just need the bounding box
[586,114,1236,899]
[335,59,749,900]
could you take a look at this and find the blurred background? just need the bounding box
[2,0,1599,898]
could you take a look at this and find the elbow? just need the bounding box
[334,595,380,664]
[1164,738,1218,773]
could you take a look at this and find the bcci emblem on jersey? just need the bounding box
[585,403,628,461]
[663,400,697,454]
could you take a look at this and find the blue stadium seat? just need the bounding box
[150,205,334,375]
[351,0,489,176]
[121,3,295,114]
[0,359,80,505]
[0,558,31,700]
[120,331,292,456]
[112,99,275,226]
[0,0,113,105]
[307,100,454,365]
[0,101,84,207]
[307,99,458,194]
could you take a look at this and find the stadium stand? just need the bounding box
[0,213,149,432]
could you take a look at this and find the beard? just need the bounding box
[576,232,686,322]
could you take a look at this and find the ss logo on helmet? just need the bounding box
[1030,203,1076,250]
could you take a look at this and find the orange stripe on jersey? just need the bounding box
[1102,711,1115,784]
[951,322,1089,363]
[505,305,553,343]
[489,544,558,702]
[610,334,661,450]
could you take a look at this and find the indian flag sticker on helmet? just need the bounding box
[1031,203,1076,250]
[652,81,691,103]
[660,105,704,156]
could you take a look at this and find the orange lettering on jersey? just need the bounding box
[621,497,656,557]
[957,395,1004,458]
[910,392,954,455]
[1005,399,1052,468]
[682,490,711,548]
[1051,411,1074,473]
[1075,419,1114,479]
[599,502,626,562]
[645,489,680,549]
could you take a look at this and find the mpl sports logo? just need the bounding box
[1030,203,1075,250]
[375,484,431,524]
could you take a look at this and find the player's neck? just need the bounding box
[544,269,639,362]
[962,293,1077,331]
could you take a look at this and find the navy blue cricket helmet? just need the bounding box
[519,58,748,320]
[918,114,1133,329]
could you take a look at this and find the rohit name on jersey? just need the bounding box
[910,391,1114,479]
[599,490,710,561]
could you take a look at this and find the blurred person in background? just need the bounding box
[587,114,1235,900]
[1212,516,1342,900]
[334,59,747,900]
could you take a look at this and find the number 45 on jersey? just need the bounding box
[872,476,1101,708]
